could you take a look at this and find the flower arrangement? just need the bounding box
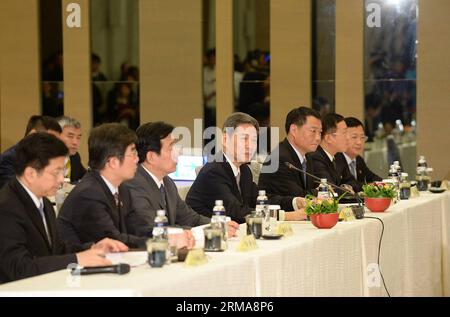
[304,193,347,215]
[362,182,397,199]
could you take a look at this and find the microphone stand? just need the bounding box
[284,162,365,218]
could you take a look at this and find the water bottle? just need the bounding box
[416,155,429,191]
[317,179,331,200]
[399,173,411,200]
[150,210,169,266]
[211,200,227,250]
[256,190,269,216]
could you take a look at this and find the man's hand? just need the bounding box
[294,197,306,209]
[169,230,196,250]
[341,184,355,195]
[284,208,307,221]
[91,238,129,253]
[227,220,240,237]
[76,248,112,267]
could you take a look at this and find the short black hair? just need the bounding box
[136,122,175,163]
[24,115,62,136]
[223,112,260,134]
[88,123,137,170]
[14,132,68,176]
[321,113,345,138]
[92,53,101,64]
[344,117,364,129]
[285,106,321,134]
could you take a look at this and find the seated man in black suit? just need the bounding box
[186,112,260,224]
[343,117,382,184]
[57,116,87,183]
[310,113,361,195]
[258,106,322,212]
[125,122,239,242]
[186,113,311,223]
[0,133,127,283]
[57,123,149,248]
[0,115,62,189]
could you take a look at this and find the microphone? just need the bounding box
[284,162,365,213]
[71,263,130,276]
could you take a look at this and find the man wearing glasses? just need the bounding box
[310,113,361,196]
[0,133,128,283]
[57,123,149,248]
[344,117,382,184]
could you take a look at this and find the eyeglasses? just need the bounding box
[44,169,65,178]
[124,148,138,158]
[349,135,368,142]
[332,131,348,137]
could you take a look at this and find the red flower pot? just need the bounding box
[364,197,391,213]
[310,213,339,229]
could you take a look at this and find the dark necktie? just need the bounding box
[160,185,167,210]
[236,170,242,195]
[38,202,52,246]
[113,192,120,207]
[332,157,337,170]
[301,159,307,186]
[349,160,357,179]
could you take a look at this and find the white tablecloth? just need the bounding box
[0,192,448,297]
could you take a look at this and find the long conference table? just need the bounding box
[0,191,449,297]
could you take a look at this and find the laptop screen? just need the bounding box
[169,155,205,181]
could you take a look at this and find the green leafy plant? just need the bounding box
[304,193,347,215]
[362,182,397,199]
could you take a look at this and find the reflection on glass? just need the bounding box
[40,0,63,117]
[90,0,139,128]
[233,0,270,126]
[364,0,418,178]
[312,0,336,116]
[203,0,216,129]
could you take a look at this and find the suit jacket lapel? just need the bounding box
[283,139,307,188]
[163,178,176,225]
[11,179,52,251]
[221,157,242,201]
[90,170,120,228]
[137,165,173,223]
[318,146,339,184]
[43,199,57,251]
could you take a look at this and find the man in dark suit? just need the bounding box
[0,115,62,189]
[344,117,382,184]
[186,113,260,224]
[0,133,127,283]
[58,116,87,183]
[125,122,238,243]
[57,123,149,248]
[258,106,322,213]
[310,113,361,195]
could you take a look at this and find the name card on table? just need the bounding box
[339,207,356,222]
[237,235,258,252]
[277,222,293,237]
[184,249,208,267]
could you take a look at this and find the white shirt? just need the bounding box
[141,164,164,189]
[17,179,43,211]
[343,153,355,166]
[17,178,51,242]
[287,141,306,210]
[287,140,307,166]
[323,148,335,164]
[223,153,239,178]
[100,174,119,196]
